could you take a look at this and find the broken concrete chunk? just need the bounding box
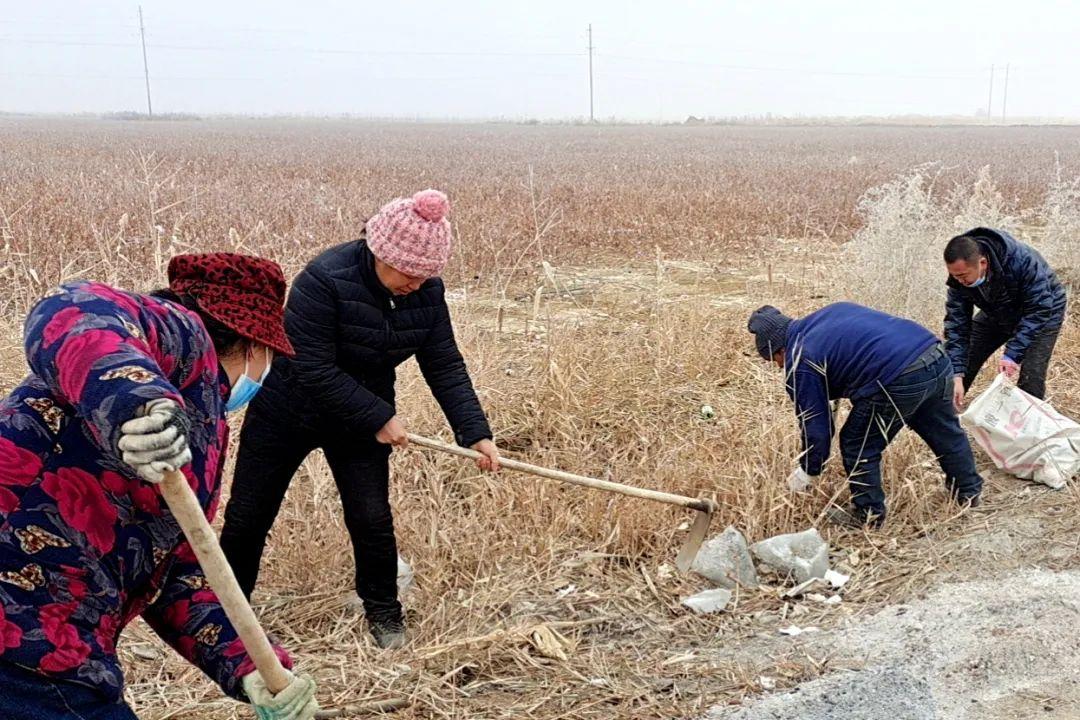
[750,528,829,584]
[681,588,733,614]
[691,526,760,589]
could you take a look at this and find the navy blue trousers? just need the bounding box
[839,349,983,520]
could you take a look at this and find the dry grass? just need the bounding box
[1,118,1080,719]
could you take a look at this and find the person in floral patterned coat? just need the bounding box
[0,254,318,719]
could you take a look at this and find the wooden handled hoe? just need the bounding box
[160,471,408,718]
[406,434,716,572]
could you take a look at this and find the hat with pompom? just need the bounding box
[365,189,453,278]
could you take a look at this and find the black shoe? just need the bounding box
[370,618,407,650]
[826,505,884,529]
[957,493,981,509]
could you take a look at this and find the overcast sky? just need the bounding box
[2,0,1078,120]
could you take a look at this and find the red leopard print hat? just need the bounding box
[167,253,295,357]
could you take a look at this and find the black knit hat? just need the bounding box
[747,305,793,360]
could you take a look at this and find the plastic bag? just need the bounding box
[960,373,1080,489]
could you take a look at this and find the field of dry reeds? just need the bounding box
[1,118,1079,719]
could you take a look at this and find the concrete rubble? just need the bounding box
[691,526,760,589]
[750,528,829,584]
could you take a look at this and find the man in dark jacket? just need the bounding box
[220,190,499,650]
[944,227,1067,408]
[748,303,982,527]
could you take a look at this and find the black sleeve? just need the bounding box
[285,266,396,436]
[415,287,492,447]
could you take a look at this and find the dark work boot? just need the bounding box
[826,505,884,529]
[370,617,407,650]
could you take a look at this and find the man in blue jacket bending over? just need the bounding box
[944,227,1067,409]
[748,303,983,527]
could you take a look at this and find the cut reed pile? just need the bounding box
[0,120,1078,719]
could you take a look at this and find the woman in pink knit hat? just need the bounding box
[220,190,499,649]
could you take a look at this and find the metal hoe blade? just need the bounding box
[674,505,714,573]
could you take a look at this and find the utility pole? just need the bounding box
[985,64,994,121]
[1001,63,1010,123]
[587,24,594,122]
[139,6,153,118]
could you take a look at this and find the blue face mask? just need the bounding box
[226,349,271,412]
[969,274,986,288]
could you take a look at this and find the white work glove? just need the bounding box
[786,467,813,492]
[118,398,193,483]
[242,670,319,720]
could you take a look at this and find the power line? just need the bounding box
[0,36,583,57]
[138,6,152,118]
[587,24,595,122]
[599,53,985,80]
[1002,63,1010,122]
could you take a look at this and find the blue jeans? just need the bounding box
[838,348,982,520]
[0,661,138,719]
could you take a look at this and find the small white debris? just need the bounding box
[824,569,850,589]
[555,584,578,599]
[778,625,819,636]
[397,555,415,594]
[825,594,843,605]
[131,645,161,661]
[677,520,691,531]
[657,563,675,580]
[700,404,716,420]
[759,676,777,690]
[681,588,733,614]
[588,678,608,687]
[782,576,823,598]
[806,593,828,603]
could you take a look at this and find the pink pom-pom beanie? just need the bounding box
[365,189,452,278]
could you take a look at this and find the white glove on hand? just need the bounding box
[242,670,319,720]
[118,398,193,483]
[786,467,813,492]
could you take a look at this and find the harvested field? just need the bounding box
[1,118,1079,719]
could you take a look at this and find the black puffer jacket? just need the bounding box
[944,227,1067,373]
[256,240,492,448]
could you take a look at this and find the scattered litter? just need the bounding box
[131,645,161,661]
[778,625,819,636]
[782,576,823,598]
[700,404,716,420]
[397,554,414,594]
[657,563,675,580]
[759,676,777,690]
[848,550,861,566]
[825,569,850,589]
[751,528,829,584]
[806,593,828,603]
[588,678,608,687]
[681,588,733,614]
[825,594,843,605]
[555,584,578,599]
[691,526,759,589]
[677,519,691,531]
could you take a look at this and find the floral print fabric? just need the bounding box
[0,281,290,701]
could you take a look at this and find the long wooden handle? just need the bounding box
[406,434,713,513]
[159,470,293,694]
